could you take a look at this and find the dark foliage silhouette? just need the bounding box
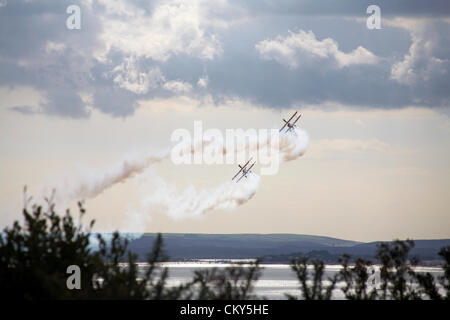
[0,190,180,299]
[339,254,377,300]
[375,239,419,299]
[1,191,449,300]
[286,257,337,300]
[414,246,450,300]
[0,192,261,300]
[187,261,262,300]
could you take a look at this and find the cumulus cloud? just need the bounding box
[44,41,65,55]
[256,30,379,69]
[197,76,209,88]
[0,0,449,118]
[390,20,450,87]
[108,55,196,95]
[111,56,165,94]
[95,0,223,62]
[0,0,232,118]
[163,80,193,94]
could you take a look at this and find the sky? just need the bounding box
[0,0,450,242]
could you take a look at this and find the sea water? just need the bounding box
[133,260,444,300]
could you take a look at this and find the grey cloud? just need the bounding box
[0,0,449,119]
[0,0,104,117]
[1,0,222,117]
[42,88,89,118]
[230,0,450,18]
[92,86,137,117]
[0,0,100,60]
[8,105,36,115]
[161,16,445,110]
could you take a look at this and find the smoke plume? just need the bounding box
[57,149,170,201]
[131,128,308,221]
[50,126,309,231]
[142,173,260,220]
[278,128,309,162]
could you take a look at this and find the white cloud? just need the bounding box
[109,56,194,95]
[389,19,450,86]
[255,30,379,69]
[45,41,66,55]
[96,0,224,62]
[197,76,209,88]
[111,56,165,94]
[334,46,379,67]
[0,0,7,8]
[163,80,193,94]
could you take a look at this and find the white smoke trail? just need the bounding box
[49,125,309,234]
[130,128,308,222]
[53,149,170,202]
[136,173,261,220]
[56,128,308,202]
[278,128,309,162]
[55,139,217,201]
[215,127,309,166]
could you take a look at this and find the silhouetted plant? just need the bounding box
[287,257,337,300]
[0,190,182,299]
[2,190,450,300]
[189,260,262,300]
[339,254,377,300]
[414,271,441,300]
[439,246,450,300]
[414,246,450,300]
[375,239,419,300]
[93,232,184,299]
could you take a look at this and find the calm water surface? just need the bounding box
[135,260,444,300]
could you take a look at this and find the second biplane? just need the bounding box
[232,157,256,183]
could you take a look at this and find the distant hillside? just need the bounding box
[125,233,450,264]
[332,239,450,261]
[127,233,360,260]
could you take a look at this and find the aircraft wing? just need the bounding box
[286,111,297,124]
[232,167,244,180]
[279,111,297,132]
[236,173,246,183]
[242,157,252,168]
[232,158,252,180]
[235,162,256,183]
[292,114,302,126]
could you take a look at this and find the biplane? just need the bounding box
[279,111,301,133]
[232,157,256,183]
